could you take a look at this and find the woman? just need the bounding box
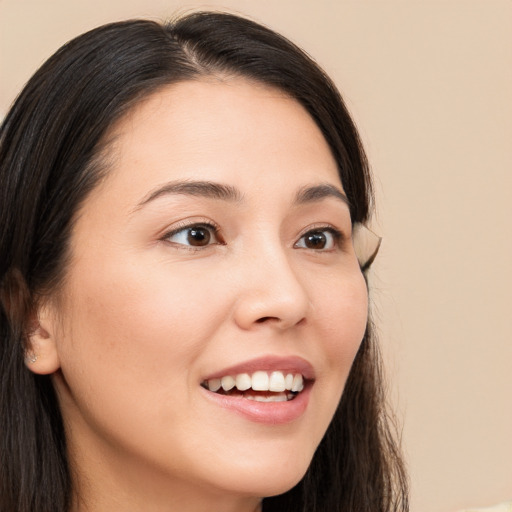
[0,11,407,512]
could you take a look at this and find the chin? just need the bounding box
[209,448,312,499]
[253,470,306,498]
[224,471,306,500]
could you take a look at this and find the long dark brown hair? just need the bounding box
[0,12,408,511]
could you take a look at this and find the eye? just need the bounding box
[164,223,221,248]
[294,228,340,251]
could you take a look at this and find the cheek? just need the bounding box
[52,256,237,476]
[67,256,222,343]
[55,259,227,414]
[319,269,368,352]
[312,268,368,392]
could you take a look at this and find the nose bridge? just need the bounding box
[232,230,310,330]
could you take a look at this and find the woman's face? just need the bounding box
[42,79,368,508]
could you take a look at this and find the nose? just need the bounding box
[232,244,310,331]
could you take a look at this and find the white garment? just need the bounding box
[461,503,512,512]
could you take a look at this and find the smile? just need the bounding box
[200,355,314,422]
[201,371,305,402]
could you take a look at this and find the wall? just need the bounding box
[1,1,511,510]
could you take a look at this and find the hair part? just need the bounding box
[0,12,406,511]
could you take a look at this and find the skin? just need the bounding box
[29,78,368,512]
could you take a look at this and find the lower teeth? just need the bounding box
[243,392,296,402]
[203,385,298,402]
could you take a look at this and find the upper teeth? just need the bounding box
[205,371,304,393]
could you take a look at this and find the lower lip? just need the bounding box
[201,384,312,425]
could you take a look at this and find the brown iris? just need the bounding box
[303,231,328,249]
[186,226,212,246]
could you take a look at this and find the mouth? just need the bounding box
[201,371,306,403]
[200,355,314,423]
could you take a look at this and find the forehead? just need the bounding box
[92,78,342,206]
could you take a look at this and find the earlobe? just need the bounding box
[0,267,61,374]
[25,307,61,375]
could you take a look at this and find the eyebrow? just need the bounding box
[133,180,349,211]
[134,180,244,211]
[294,183,350,207]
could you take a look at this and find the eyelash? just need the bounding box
[161,222,345,252]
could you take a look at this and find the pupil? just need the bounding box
[306,231,326,249]
[187,227,211,246]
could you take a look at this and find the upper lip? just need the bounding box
[202,355,315,381]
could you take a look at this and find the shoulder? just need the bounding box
[460,503,512,512]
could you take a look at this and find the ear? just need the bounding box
[25,302,61,375]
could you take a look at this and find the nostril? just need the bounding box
[256,316,274,323]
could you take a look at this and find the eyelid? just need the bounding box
[296,223,347,239]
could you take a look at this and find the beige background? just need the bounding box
[1,1,511,511]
